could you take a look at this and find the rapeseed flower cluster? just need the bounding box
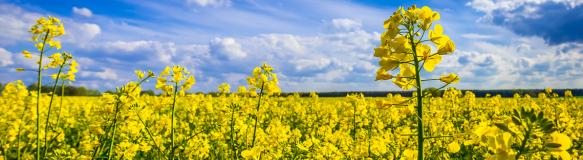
[156,65,195,96]
[374,5,457,88]
[247,63,281,96]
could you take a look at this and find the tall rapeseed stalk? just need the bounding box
[373,5,458,159]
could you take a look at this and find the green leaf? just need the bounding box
[537,112,544,121]
[545,143,562,148]
[512,116,521,126]
[543,126,556,134]
[494,123,514,135]
[528,111,536,122]
[513,109,520,117]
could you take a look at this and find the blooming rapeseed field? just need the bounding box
[0,4,581,160]
[1,82,581,159]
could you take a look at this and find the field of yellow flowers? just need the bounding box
[1,4,582,160]
[1,83,581,159]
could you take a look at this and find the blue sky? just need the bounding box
[0,0,582,92]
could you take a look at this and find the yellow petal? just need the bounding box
[429,24,445,44]
[417,44,431,59]
[374,47,389,57]
[438,39,456,54]
[379,58,399,70]
[375,68,393,81]
[399,64,416,77]
[447,142,461,153]
[439,73,460,84]
[423,54,441,72]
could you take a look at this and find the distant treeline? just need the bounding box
[25,84,102,96]
[0,82,163,96]
[1,82,580,97]
[278,88,583,98]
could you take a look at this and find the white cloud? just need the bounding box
[187,0,231,7]
[72,7,93,17]
[252,34,306,56]
[0,4,40,44]
[220,73,247,85]
[467,0,583,13]
[209,37,247,60]
[0,48,14,67]
[76,57,96,67]
[331,18,362,31]
[91,40,176,64]
[466,0,583,20]
[291,58,332,71]
[461,33,499,40]
[86,22,372,92]
[438,36,583,89]
[0,4,100,45]
[64,22,101,44]
[81,40,210,70]
[99,40,152,53]
[312,70,349,82]
[4,1,581,91]
[80,68,119,80]
[222,25,379,90]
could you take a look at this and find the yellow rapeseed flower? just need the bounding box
[547,132,572,159]
[374,5,457,91]
[218,83,231,94]
[447,141,460,153]
[440,73,460,84]
[22,50,33,58]
[135,70,145,79]
[156,65,195,96]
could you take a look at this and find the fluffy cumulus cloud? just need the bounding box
[72,7,93,17]
[208,28,379,91]
[0,4,40,44]
[64,22,101,44]
[104,25,379,92]
[209,37,247,60]
[90,41,177,64]
[0,3,100,45]
[461,33,499,40]
[187,0,231,7]
[437,36,583,89]
[467,0,583,44]
[0,9,386,92]
[2,0,582,92]
[0,48,13,67]
[80,68,119,80]
[330,18,363,31]
[291,58,332,71]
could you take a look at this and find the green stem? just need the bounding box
[107,99,121,160]
[54,81,65,136]
[91,113,115,160]
[36,31,49,160]
[515,124,532,159]
[136,111,164,159]
[45,81,65,156]
[17,126,22,160]
[17,97,29,160]
[409,23,424,160]
[230,104,237,160]
[251,82,265,147]
[367,118,372,157]
[171,82,178,160]
[353,102,357,140]
[104,76,153,159]
[43,56,67,157]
